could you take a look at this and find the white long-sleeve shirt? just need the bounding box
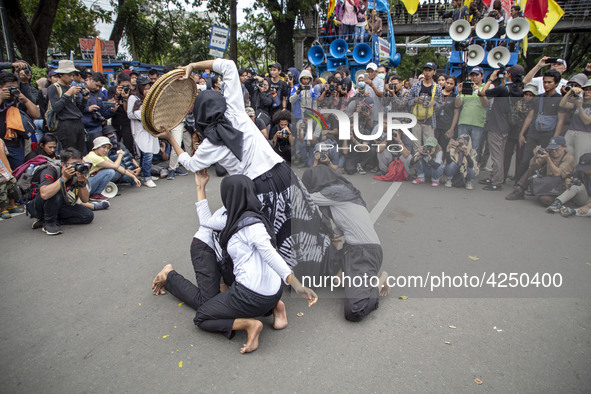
[195,199,291,296]
[179,59,283,179]
[194,203,226,259]
[127,95,159,154]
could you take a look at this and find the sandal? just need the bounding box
[1,210,12,219]
[8,205,24,214]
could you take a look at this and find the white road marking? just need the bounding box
[369,182,402,224]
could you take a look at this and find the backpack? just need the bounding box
[19,160,61,203]
[45,83,63,132]
[374,158,408,182]
[412,84,436,121]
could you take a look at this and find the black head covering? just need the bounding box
[302,166,366,207]
[193,90,244,161]
[218,175,275,249]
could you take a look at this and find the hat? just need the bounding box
[575,153,591,171]
[523,83,539,95]
[102,125,117,136]
[366,62,378,71]
[136,76,151,85]
[299,70,313,81]
[568,73,588,88]
[245,107,255,117]
[424,136,438,147]
[555,58,567,69]
[507,64,525,78]
[546,135,566,150]
[584,79,591,89]
[92,136,112,150]
[55,60,77,74]
[47,69,57,77]
[129,69,140,77]
[423,62,437,70]
[269,62,282,71]
[470,66,484,75]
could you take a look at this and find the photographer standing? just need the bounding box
[244,75,273,129]
[27,147,94,235]
[269,110,295,163]
[47,60,88,153]
[559,78,591,162]
[289,70,316,121]
[407,62,442,149]
[107,72,133,154]
[83,72,118,153]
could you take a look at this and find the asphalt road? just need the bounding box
[1,166,589,393]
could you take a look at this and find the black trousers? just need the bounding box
[56,119,86,153]
[516,132,553,180]
[342,243,382,322]
[112,121,135,157]
[30,192,94,225]
[164,238,221,310]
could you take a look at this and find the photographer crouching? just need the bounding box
[82,72,117,153]
[547,153,591,217]
[27,148,94,235]
[269,110,295,163]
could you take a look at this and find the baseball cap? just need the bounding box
[245,107,255,117]
[523,83,539,95]
[507,64,525,78]
[47,68,57,77]
[102,125,117,136]
[129,69,140,77]
[424,136,438,147]
[423,62,437,70]
[568,73,588,88]
[575,153,591,171]
[555,58,567,69]
[366,62,378,71]
[470,66,484,75]
[269,62,282,71]
[136,76,151,85]
[546,135,566,150]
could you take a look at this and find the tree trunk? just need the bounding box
[229,0,238,62]
[273,18,295,69]
[109,0,129,54]
[5,0,40,65]
[30,0,60,66]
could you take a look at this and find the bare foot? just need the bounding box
[220,283,231,293]
[378,271,391,297]
[241,320,263,354]
[152,264,174,295]
[272,300,288,330]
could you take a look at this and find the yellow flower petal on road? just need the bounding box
[399,296,408,300]
[178,361,183,368]
[178,302,184,306]
[468,256,480,261]
[162,334,169,339]
[296,312,304,317]
[474,378,483,385]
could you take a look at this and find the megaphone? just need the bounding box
[391,52,401,68]
[307,45,325,66]
[103,182,118,199]
[487,46,511,67]
[329,39,348,58]
[476,17,499,39]
[352,43,373,65]
[506,17,529,40]
[327,57,348,72]
[449,20,471,41]
[466,45,485,66]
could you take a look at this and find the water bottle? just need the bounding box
[25,164,35,175]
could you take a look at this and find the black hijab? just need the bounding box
[218,175,275,249]
[193,90,243,161]
[302,166,366,207]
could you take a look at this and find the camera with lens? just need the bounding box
[279,129,290,139]
[422,145,432,153]
[461,79,474,95]
[122,85,130,94]
[257,82,264,89]
[388,83,395,90]
[457,140,465,148]
[420,94,430,107]
[79,83,90,97]
[564,85,583,99]
[571,177,582,187]
[497,63,506,78]
[301,84,310,91]
[536,147,546,156]
[329,84,337,93]
[68,162,91,175]
[92,110,106,123]
[320,152,328,161]
[6,86,21,102]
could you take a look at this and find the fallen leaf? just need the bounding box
[586,263,591,266]
[444,341,451,345]
[178,361,183,368]
[174,326,177,329]
[297,312,304,317]
[180,192,183,195]
[123,252,128,255]
[474,378,483,385]
[162,335,169,339]
[468,256,480,261]
[392,230,396,233]
[178,302,184,306]
[399,296,408,300]
[138,303,141,306]
[449,326,456,329]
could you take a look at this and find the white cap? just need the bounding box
[366,62,378,71]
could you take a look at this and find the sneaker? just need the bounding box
[8,205,24,214]
[445,180,452,188]
[90,193,109,201]
[42,222,63,235]
[560,206,576,217]
[431,181,440,187]
[175,167,188,176]
[505,188,524,200]
[1,210,11,219]
[167,169,176,180]
[93,201,110,211]
[465,181,473,190]
[144,179,157,188]
[356,163,366,175]
[483,184,502,191]
[479,178,492,185]
[546,200,562,213]
[159,169,168,179]
[32,219,44,230]
[412,178,425,184]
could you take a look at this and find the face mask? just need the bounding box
[196,84,207,91]
[357,81,366,88]
[377,74,386,80]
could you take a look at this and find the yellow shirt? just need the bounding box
[84,151,111,176]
